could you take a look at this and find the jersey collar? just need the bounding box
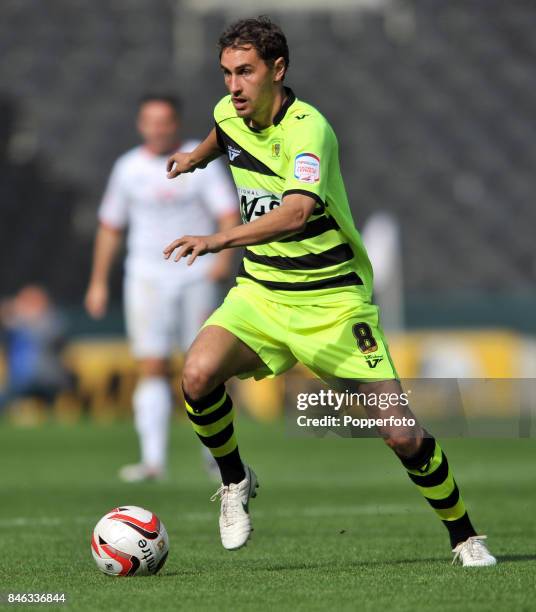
[273,86,296,125]
[245,86,296,132]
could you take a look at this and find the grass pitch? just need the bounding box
[0,416,535,611]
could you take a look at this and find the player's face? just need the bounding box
[220,45,284,122]
[137,101,180,155]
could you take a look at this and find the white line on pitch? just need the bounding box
[0,504,426,529]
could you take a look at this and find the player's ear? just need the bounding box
[273,57,286,83]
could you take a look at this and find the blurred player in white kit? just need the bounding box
[85,94,239,481]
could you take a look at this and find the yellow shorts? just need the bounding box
[203,283,398,382]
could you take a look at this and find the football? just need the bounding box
[91,506,169,576]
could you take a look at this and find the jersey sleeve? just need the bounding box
[282,114,334,206]
[199,158,238,218]
[97,159,129,229]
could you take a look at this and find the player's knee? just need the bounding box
[182,356,217,401]
[383,434,420,457]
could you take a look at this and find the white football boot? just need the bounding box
[210,465,259,550]
[452,535,497,567]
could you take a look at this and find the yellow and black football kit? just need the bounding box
[204,87,397,381]
[185,89,477,547]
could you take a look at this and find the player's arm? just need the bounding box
[163,193,316,265]
[167,128,222,179]
[84,224,123,319]
[207,211,241,281]
[86,158,129,318]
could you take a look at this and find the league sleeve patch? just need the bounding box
[294,153,320,184]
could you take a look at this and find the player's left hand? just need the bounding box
[163,234,223,266]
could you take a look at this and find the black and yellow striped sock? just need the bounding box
[183,384,245,485]
[399,436,477,547]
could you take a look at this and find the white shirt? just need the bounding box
[98,140,237,282]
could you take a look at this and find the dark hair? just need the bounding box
[138,94,182,116]
[218,16,289,76]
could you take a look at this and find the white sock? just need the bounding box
[133,377,172,472]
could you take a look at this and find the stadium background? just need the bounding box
[1,0,535,420]
[1,2,535,609]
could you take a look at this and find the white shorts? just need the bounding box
[124,273,219,358]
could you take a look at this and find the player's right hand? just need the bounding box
[166,152,197,179]
[84,282,108,319]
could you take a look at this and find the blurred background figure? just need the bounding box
[0,286,70,412]
[0,1,534,440]
[84,94,239,482]
[361,211,404,333]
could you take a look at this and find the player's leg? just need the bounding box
[359,378,496,566]
[127,357,172,480]
[182,324,265,549]
[182,285,294,487]
[181,286,296,550]
[179,277,221,480]
[290,298,495,565]
[121,274,174,482]
[182,324,265,485]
